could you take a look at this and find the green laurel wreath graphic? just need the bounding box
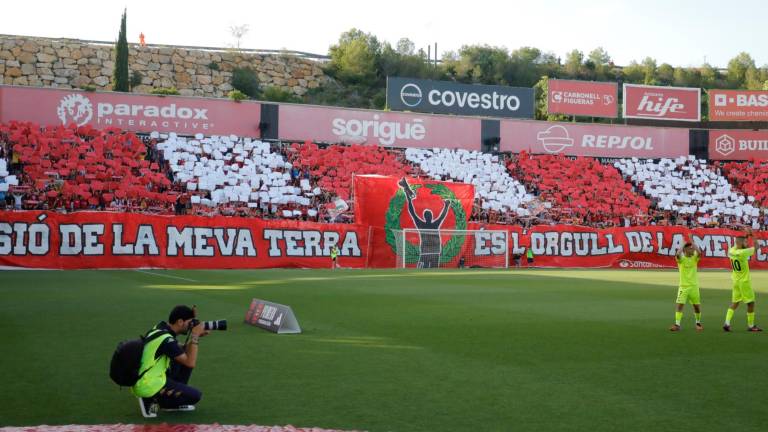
[384,183,467,264]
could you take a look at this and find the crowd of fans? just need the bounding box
[507,152,652,228]
[2,122,768,230]
[0,122,175,213]
[615,157,761,229]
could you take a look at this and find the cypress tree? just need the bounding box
[112,9,129,92]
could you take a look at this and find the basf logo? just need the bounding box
[387,77,534,119]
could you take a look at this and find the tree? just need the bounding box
[641,57,657,85]
[656,63,675,85]
[231,67,260,98]
[564,49,584,78]
[508,47,549,87]
[396,38,415,56]
[327,29,381,85]
[379,42,438,83]
[699,63,719,88]
[673,67,699,88]
[112,9,129,92]
[443,45,511,85]
[230,24,249,51]
[745,66,767,90]
[621,61,645,84]
[588,47,613,80]
[726,52,756,88]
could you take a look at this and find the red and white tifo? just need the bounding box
[0,424,364,432]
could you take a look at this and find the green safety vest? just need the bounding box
[526,249,534,259]
[331,248,338,259]
[131,328,174,398]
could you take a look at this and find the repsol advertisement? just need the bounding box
[386,77,534,119]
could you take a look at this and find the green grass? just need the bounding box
[2,269,768,431]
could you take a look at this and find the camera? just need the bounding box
[190,318,227,331]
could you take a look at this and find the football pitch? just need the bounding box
[2,268,768,431]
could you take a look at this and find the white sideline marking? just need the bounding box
[0,425,362,432]
[134,270,197,282]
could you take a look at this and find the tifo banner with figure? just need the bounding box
[353,175,475,228]
[499,119,689,158]
[0,85,261,136]
[0,211,367,269]
[547,79,618,118]
[353,175,475,268]
[1,211,767,270]
[708,90,768,121]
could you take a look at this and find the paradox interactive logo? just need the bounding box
[57,94,93,127]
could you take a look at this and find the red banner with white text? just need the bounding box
[0,85,261,137]
[547,79,618,118]
[709,90,768,121]
[499,119,689,158]
[623,84,701,122]
[471,223,766,270]
[0,211,367,269]
[709,130,768,160]
[279,104,481,149]
[2,211,767,270]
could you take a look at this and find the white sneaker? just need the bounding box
[138,397,158,418]
[161,405,196,412]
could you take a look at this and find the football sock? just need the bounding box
[725,308,734,326]
[695,312,701,324]
[748,312,755,328]
[675,311,683,326]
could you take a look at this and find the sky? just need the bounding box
[2,0,766,68]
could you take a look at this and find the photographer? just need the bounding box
[132,305,208,418]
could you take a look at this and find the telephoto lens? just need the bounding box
[203,319,227,331]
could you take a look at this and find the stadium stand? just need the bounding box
[507,152,652,226]
[156,133,333,220]
[614,156,760,226]
[3,120,767,230]
[404,148,534,223]
[285,141,415,201]
[716,160,768,211]
[0,121,174,213]
[0,144,11,209]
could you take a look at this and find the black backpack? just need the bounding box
[110,330,170,387]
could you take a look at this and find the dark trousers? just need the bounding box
[154,360,202,408]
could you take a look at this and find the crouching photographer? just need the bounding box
[131,305,225,418]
